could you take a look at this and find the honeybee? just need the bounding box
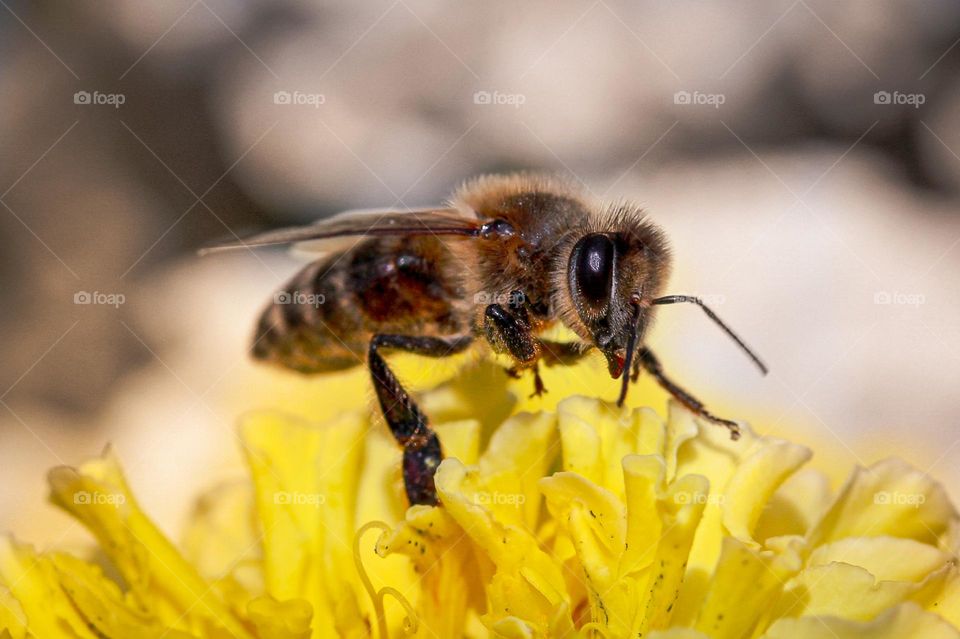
[204,174,767,505]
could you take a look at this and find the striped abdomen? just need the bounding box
[253,235,469,374]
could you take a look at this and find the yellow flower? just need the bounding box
[0,361,958,638]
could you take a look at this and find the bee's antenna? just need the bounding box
[616,301,643,407]
[651,295,769,375]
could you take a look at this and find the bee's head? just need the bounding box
[562,213,671,401]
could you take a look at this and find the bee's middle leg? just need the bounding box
[368,334,473,505]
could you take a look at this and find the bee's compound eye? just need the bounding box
[571,233,615,308]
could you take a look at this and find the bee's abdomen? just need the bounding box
[252,236,468,375]
[253,258,364,373]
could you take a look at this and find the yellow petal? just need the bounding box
[0,583,27,639]
[488,615,536,639]
[664,403,701,481]
[648,630,713,639]
[355,428,410,528]
[672,418,806,626]
[239,410,367,637]
[248,595,313,639]
[620,455,667,576]
[722,438,811,545]
[51,552,199,639]
[754,468,832,540]
[540,472,626,633]
[0,537,98,639]
[47,448,250,637]
[928,567,960,628]
[556,397,665,500]
[761,602,960,638]
[435,419,482,466]
[807,536,952,583]
[775,560,953,622]
[181,479,262,608]
[634,471,711,636]
[693,536,803,639]
[478,411,558,529]
[808,458,957,548]
[375,505,487,639]
[421,360,517,436]
[435,458,574,636]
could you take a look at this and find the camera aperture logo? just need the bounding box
[74,290,125,308]
[273,90,325,108]
[874,90,925,109]
[274,290,326,307]
[273,491,325,507]
[73,90,126,109]
[674,90,725,109]
[74,490,125,506]
[473,90,526,109]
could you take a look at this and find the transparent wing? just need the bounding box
[200,207,481,255]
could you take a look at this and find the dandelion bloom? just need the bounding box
[0,365,957,638]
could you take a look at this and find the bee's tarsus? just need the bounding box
[529,364,547,398]
[637,346,743,441]
[504,366,523,379]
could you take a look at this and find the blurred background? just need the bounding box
[1,0,959,546]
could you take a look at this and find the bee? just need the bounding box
[203,173,767,506]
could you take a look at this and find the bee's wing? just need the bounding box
[199,207,481,255]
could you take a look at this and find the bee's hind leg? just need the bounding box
[368,334,473,505]
[637,346,742,440]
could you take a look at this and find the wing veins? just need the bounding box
[199,207,481,254]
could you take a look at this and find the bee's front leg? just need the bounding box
[484,299,547,396]
[368,334,473,505]
[637,346,742,440]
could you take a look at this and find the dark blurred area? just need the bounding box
[2,0,960,538]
